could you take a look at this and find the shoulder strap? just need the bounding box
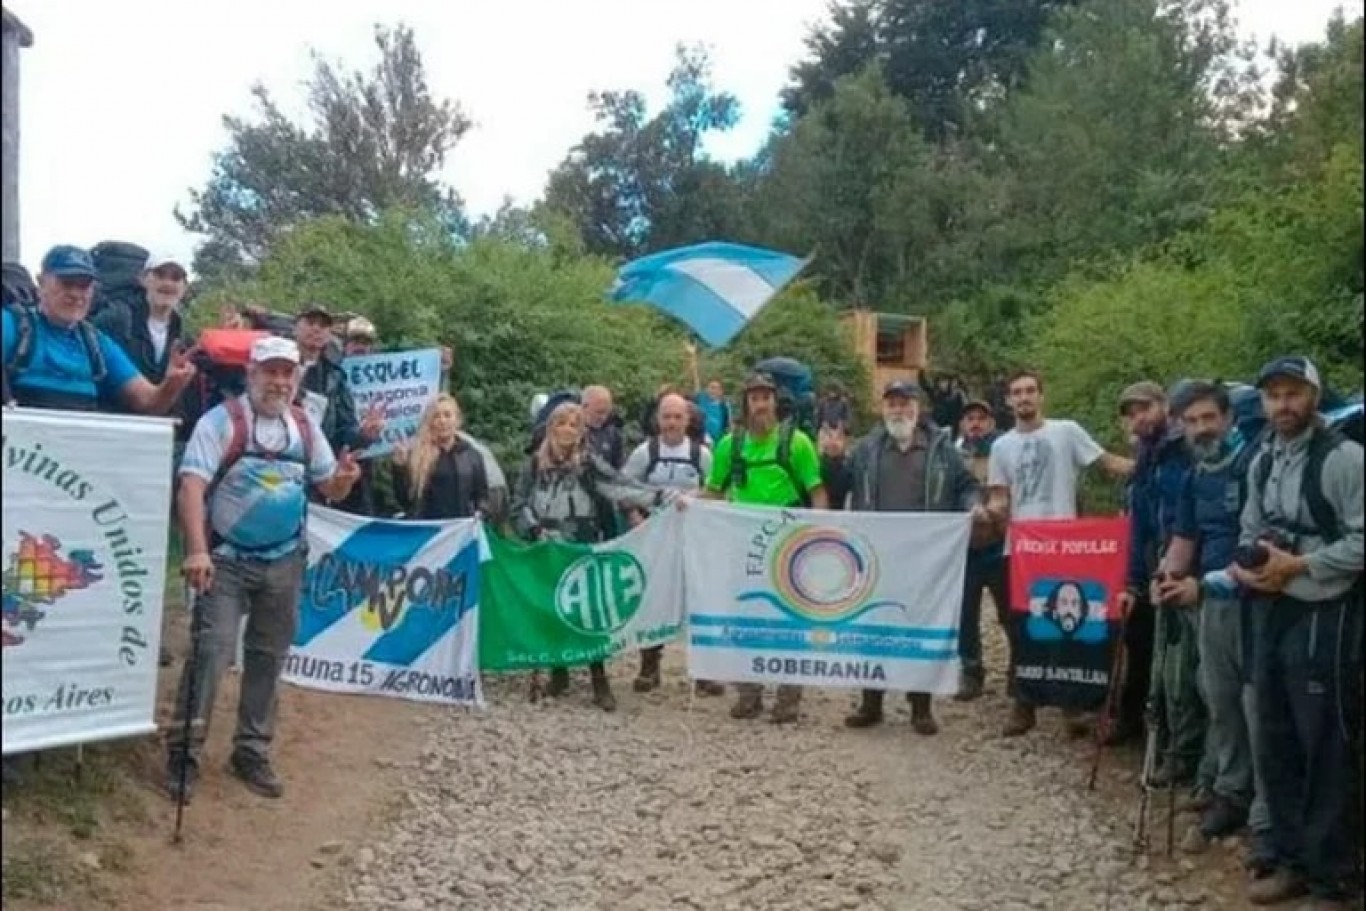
[290,404,317,466]
[217,398,251,484]
[688,437,702,471]
[727,429,748,490]
[646,436,661,475]
[775,423,811,507]
[6,304,35,373]
[78,322,108,384]
[1304,428,1345,543]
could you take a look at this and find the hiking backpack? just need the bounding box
[178,329,271,439]
[1247,403,1365,544]
[753,357,817,435]
[725,420,811,507]
[3,303,108,406]
[88,241,149,319]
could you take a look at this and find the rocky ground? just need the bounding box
[334,643,1249,911]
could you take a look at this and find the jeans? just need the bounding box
[958,551,1007,682]
[1253,597,1362,899]
[167,551,305,766]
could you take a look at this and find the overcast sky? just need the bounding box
[9,0,1363,269]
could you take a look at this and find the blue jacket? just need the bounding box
[1173,430,1249,577]
[1126,426,1190,591]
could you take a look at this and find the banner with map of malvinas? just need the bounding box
[2,409,174,755]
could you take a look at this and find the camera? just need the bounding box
[1233,529,1295,570]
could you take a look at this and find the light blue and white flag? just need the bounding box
[609,242,810,348]
[282,506,486,707]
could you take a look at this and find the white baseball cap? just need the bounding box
[250,336,301,365]
[144,251,188,272]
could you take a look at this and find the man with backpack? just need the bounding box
[91,252,190,407]
[3,245,194,414]
[1151,382,1272,856]
[622,392,720,696]
[955,399,1008,701]
[167,336,361,802]
[1229,357,1363,908]
[702,371,828,723]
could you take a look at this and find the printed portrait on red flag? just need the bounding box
[1007,517,1130,711]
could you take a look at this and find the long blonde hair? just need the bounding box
[407,393,463,502]
[536,402,586,472]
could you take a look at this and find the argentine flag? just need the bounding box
[609,242,810,348]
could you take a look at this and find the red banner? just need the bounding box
[1008,518,1130,710]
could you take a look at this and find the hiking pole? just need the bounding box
[1088,605,1133,791]
[172,585,201,846]
[1133,698,1159,852]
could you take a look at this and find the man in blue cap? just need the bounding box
[1233,356,1363,908]
[2,245,194,412]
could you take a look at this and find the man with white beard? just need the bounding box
[844,380,982,732]
[166,337,361,802]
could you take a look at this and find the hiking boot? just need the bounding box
[730,690,763,720]
[590,665,616,713]
[769,687,802,724]
[844,691,884,729]
[546,668,571,698]
[954,673,984,702]
[694,680,725,697]
[1247,869,1308,905]
[1003,702,1037,737]
[165,756,199,804]
[632,647,662,693]
[1178,788,1214,814]
[908,693,939,736]
[229,753,284,800]
[1062,708,1091,739]
[1199,797,1248,839]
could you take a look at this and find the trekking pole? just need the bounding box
[172,585,201,846]
[1133,698,1159,852]
[1088,605,1133,791]
[1163,606,1179,858]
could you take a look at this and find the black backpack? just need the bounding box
[88,241,149,319]
[1249,414,1364,544]
[724,420,811,507]
[644,435,703,480]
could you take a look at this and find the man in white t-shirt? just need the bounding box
[622,392,720,696]
[985,369,1134,738]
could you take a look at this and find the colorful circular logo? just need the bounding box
[554,552,646,636]
[770,526,878,622]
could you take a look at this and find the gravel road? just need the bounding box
[337,645,1238,911]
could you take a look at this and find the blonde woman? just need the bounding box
[392,394,492,520]
[512,401,670,711]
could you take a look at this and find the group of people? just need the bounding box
[3,243,1361,908]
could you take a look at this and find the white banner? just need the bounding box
[283,506,485,706]
[683,502,970,693]
[2,408,174,754]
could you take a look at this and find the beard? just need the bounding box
[884,416,915,443]
[1058,612,1080,634]
[1187,435,1223,462]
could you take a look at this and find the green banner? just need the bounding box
[478,518,683,671]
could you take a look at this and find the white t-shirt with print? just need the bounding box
[623,438,713,491]
[988,419,1104,540]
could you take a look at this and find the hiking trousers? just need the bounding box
[1253,597,1362,900]
[1150,604,1207,780]
[167,552,305,767]
[1197,594,1269,830]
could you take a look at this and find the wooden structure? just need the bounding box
[2,8,33,262]
[840,309,928,403]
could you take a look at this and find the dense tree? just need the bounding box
[178,24,469,281]
[542,45,745,259]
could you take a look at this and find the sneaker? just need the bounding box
[1247,869,1308,906]
[165,757,199,804]
[229,754,284,800]
[1199,797,1248,839]
[1003,703,1037,737]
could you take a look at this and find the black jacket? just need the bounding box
[91,296,186,384]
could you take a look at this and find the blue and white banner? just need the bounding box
[609,242,810,348]
[283,506,486,707]
[341,348,444,459]
[682,502,970,693]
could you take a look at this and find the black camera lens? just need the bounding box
[1234,543,1271,570]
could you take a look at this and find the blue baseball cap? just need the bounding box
[39,245,97,280]
[1256,356,1321,392]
